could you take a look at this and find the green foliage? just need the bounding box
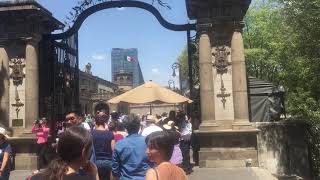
[244,0,320,118]
[244,0,320,178]
[177,45,199,86]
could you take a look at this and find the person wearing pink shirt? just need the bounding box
[32,118,50,173]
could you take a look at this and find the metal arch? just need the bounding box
[49,0,196,40]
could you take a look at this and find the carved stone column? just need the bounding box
[0,42,10,128]
[25,37,40,129]
[231,28,252,129]
[198,25,217,130]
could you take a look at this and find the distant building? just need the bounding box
[114,70,134,92]
[79,64,118,114]
[111,48,144,87]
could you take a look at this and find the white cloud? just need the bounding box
[117,7,126,11]
[151,68,159,73]
[91,53,107,61]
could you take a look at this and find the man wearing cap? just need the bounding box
[0,127,11,180]
[141,115,163,137]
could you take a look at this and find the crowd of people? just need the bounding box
[9,109,191,180]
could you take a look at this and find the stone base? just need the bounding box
[198,121,219,131]
[188,167,278,180]
[8,136,37,170]
[232,122,254,130]
[14,153,37,170]
[195,129,259,168]
[10,128,35,137]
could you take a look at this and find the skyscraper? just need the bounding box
[111,48,144,87]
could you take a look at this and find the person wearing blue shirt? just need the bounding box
[112,114,150,180]
[0,127,11,180]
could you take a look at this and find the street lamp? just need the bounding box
[278,85,286,118]
[171,62,182,91]
[168,79,175,90]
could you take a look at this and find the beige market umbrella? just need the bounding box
[108,80,193,104]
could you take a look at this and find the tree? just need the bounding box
[244,0,320,178]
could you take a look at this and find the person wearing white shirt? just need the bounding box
[141,115,163,137]
[178,112,193,175]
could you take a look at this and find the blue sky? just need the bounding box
[36,0,190,86]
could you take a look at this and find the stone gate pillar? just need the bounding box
[231,29,251,129]
[0,1,63,136]
[187,0,259,168]
[0,41,9,128]
[198,25,217,130]
[25,37,40,129]
[0,1,63,170]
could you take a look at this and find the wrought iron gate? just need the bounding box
[39,33,79,135]
[39,0,196,135]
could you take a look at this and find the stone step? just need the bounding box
[200,159,252,168]
[199,149,258,168]
[200,149,258,160]
[188,167,278,180]
[14,153,37,170]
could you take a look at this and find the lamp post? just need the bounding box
[171,62,182,92]
[168,79,175,90]
[278,85,286,118]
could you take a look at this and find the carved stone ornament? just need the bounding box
[212,46,231,74]
[11,86,24,118]
[9,57,25,86]
[216,75,230,109]
[84,63,92,74]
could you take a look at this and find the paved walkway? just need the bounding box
[188,167,278,180]
[9,170,32,180]
[10,167,278,180]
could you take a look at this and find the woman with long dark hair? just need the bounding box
[29,126,99,180]
[145,131,187,180]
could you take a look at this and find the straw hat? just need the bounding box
[163,121,178,130]
[146,115,158,123]
[0,127,9,139]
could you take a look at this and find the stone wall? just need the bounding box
[255,122,312,179]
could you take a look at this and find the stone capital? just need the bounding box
[0,39,9,47]
[197,19,213,35]
[197,23,213,34]
[232,21,245,33]
[25,35,42,46]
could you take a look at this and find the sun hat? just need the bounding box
[161,112,168,117]
[0,127,9,139]
[146,115,157,123]
[163,121,178,130]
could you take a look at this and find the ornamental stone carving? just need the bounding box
[9,57,25,86]
[212,45,231,74]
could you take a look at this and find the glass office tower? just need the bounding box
[111,48,144,87]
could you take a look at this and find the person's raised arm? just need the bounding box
[31,121,39,133]
[111,140,116,151]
